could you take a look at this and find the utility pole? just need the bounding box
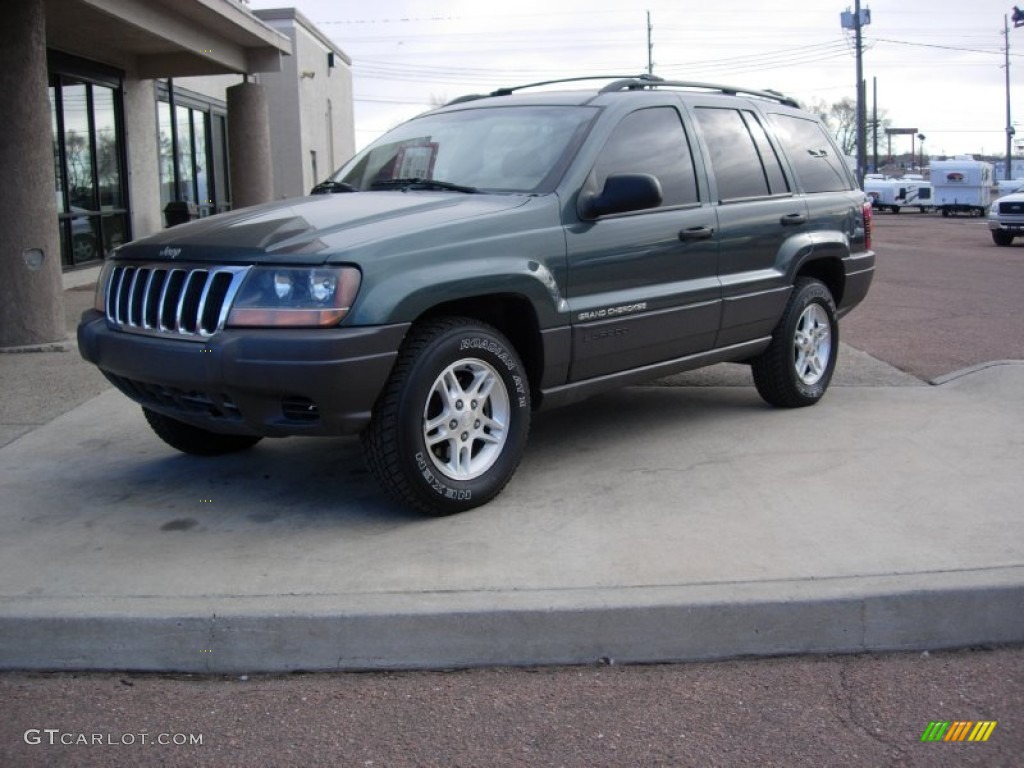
[1005,14,1013,181]
[647,11,653,75]
[872,77,879,173]
[854,0,867,188]
[841,4,870,186]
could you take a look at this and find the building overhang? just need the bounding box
[45,0,291,77]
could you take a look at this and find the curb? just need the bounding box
[3,570,1022,673]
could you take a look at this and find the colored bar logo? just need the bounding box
[920,721,997,742]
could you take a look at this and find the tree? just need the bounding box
[827,98,858,156]
[809,97,890,161]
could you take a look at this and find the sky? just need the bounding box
[247,0,1024,162]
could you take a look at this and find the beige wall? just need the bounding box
[254,10,355,199]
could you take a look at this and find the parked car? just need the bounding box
[78,74,875,515]
[988,190,1024,245]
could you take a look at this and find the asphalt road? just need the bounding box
[3,213,1022,767]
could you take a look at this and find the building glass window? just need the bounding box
[157,100,175,209]
[157,82,230,218]
[48,53,130,269]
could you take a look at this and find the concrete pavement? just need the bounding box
[1,294,1022,671]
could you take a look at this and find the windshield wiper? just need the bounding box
[311,180,357,194]
[370,178,479,194]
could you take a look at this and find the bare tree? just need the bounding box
[808,97,889,159]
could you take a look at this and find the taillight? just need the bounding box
[862,201,873,251]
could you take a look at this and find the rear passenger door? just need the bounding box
[565,105,720,381]
[690,103,808,347]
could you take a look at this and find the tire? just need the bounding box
[992,230,1014,247]
[142,407,262,455]
[752,278,838,408]
[362,317,531,515]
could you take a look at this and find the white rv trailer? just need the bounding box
[863,177,928,213]
[930,157,993,216]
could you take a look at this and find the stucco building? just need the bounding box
[1,0,354,348]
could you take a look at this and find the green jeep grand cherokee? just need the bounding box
[78,75,875,515]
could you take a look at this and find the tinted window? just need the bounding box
[593,107,699,206]
[695,108,788,201]
[769,113,854,193]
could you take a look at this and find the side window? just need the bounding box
[768,113,854,193]
[695,108,788,201]
[592,107,699,206]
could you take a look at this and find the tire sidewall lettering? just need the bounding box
[414,451,473,501]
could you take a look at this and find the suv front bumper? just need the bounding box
[77,309,409,437]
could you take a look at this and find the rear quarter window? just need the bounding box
[768,113,854,194]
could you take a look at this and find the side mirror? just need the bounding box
[580,173,663,219]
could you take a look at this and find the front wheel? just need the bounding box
[362,318,531,515]
[992,230,1014,247]
[752,278,838,408]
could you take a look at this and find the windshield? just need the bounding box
[330,105,597,194]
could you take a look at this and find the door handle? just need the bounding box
[780,213,807,226]
[679,226,714,241]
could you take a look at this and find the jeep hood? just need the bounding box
[116,193,532,264]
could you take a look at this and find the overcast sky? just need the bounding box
[248,0,1024,161]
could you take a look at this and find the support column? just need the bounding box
[226,81,274,209]
[0,0,65,347]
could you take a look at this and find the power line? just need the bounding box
[868,36,1022,58]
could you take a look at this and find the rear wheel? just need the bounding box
[752,278,838,408]
[363,317,530,515]
[992,230,1014,246]
[142,408,262,455]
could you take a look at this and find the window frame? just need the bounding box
[48,51,131,269]
[155,81,231,217]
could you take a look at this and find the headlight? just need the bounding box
[227,266,361,328]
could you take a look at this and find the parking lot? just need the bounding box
[843,211,1024,380]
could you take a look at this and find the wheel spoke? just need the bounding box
[424,410,451,434]
[454,443,473,475]
[478,413,506,439]
[441,369,465,408]
[470,370,497,400]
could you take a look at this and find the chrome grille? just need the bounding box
[105,264,250,340]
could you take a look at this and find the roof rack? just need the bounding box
[446,74,800,109]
